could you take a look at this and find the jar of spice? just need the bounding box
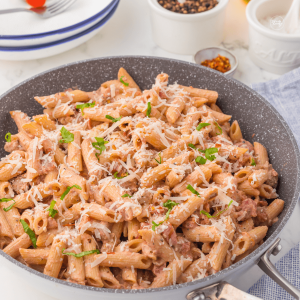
[147,0,229,55]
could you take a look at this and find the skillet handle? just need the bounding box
[258,238,300,300]
[186,281,262,300]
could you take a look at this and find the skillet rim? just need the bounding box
[0,55,299,294]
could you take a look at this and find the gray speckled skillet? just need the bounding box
[0,56,299,300]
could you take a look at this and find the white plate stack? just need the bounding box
[0,0,119,60]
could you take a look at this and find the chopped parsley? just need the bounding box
[196,122,211,131]
[203,147,218,161]
[46,200,58,218]
[114,172,128,179]
[154,152,162,164]
[200,200,233,219]
[20,219,37,248]
[60,185,82,200]
[59,127,74,144]
[76,102,95,115]
[187,184,201,197]
[62,249,100,258]
[152,200,179,231]
[214,121,223,135]
[92,137,108,160]
[146,102,151,118]
[105,115,122,123]
[189,144,218,162]
[188,143,197,150]
[5,132,11,142]
[120,76,129,87]
[0,198,15,212]
[195,156,207,165]
[121,193,132,198]
[251,158,256,166]
[152,220,164,231]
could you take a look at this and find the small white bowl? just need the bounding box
[246,0,300,75]
[147,0,229,55]
[194,47,238,77]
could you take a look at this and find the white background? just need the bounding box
[1,0,299,299]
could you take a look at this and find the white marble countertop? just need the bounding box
[0,0,299,299]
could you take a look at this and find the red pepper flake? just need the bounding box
[201,54,231,73]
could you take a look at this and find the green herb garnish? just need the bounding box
[62,248,100,258]
[152,200,179,231]
[187,184,201,197]
[214,121,223,135]
[20,219,37,248]
[121,193,132,198]
[105,115,122,123]
[189,144,218,162]
[204,147,218,161]
[60,185,82,200]
[59,127,74,144]
[92,137,109,160]
[154,152,162,164]
[163,200,179,219]
[251,158,256,166]
[46,200,58,218]
[76,102,95,115]
[146,102,151,118]
[200,200,233,219]
[120,76,129,87]
[5,132,11,142]
[0,198,15,212]
[196,122,211,131]
[152,220,164,231]
[114,172,128,179]
[195,156,207,165]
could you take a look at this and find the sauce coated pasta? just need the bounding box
[0,68,284,288]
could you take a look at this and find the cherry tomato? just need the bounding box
[26,0,46,8]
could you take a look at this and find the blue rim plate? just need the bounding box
[0,0,119,52]
[0,0,118,40]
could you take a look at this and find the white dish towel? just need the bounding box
[247,67,300,300]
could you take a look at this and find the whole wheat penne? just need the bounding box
[150,259,192,288]
[20,248,50,265]
[182,226,221,242]
[207,216,235,272]
[229,120,243,143]
[141,152,193,188]
[33,114,57,131]
[166,93,187,124]
[0,208,14,239]
[93,252,152,269]
[179,85,218,104]
[82,107,120,122]
[67,131,83,172]
[35,90,90,108]
[99,267,121,289]
[3,233,31,258]
[178,256,209,283]
[232,226,268,256]
[118,67,141,92]
[254,142,269,165]
[44,236,66,278]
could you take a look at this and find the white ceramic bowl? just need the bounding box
[0,1,119,61]
[0,0,117,47]
[246,0,300,75]
[147,0,229,55]
[194,47,238,77]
